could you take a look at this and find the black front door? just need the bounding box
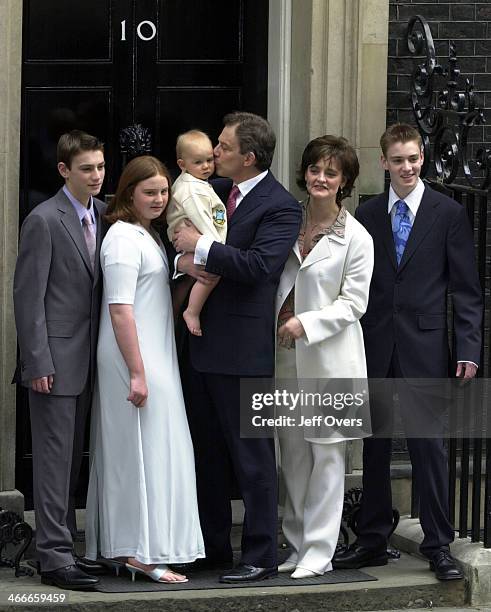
[17,0,269,508]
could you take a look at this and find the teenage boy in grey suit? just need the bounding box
[14,130,107,590]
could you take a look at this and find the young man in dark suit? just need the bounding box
[14,131,107,589]
[333,123,482,580]
[173,111,302,583]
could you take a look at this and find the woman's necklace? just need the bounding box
[303,198,340,255]
[306,197,339,229]
[305,198,339,236]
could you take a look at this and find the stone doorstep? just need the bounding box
[2,508,467,612]
[392,516,491,606]
[4,508,474,611]
[0,552,465,612]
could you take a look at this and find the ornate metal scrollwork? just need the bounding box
[407,15,490,189]
[0,508,34,577]
[119,124,152,165]
[336,487,400,559]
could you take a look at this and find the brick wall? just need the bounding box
[388,1,491,169]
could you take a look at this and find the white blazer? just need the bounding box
[275,210,374,380]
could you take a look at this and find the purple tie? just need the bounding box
[82,212,96,270]
[226,185,240,219]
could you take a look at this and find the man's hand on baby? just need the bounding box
[173,219,202,252]
[177,253,218,285]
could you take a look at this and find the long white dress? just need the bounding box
[85,221,205,564]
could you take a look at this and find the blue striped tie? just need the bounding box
[392,200,412,265]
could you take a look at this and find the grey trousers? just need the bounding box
[29,382,91,571]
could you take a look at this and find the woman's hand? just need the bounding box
[278,316,305,346]
[128,372,148,407]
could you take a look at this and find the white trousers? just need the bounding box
[276,345,345,574]
[280,435,345,573]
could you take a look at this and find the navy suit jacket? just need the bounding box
[189,171,302,376]
[355,184,482,379]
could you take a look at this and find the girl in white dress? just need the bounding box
[85,156,205,583]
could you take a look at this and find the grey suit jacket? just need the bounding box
[13,188,106,396]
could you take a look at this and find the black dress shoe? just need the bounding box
[40,565,100,590]
[429,549,463,580]
[74,556,108,575]
[219,563,278,583]
[171,558,233,572]
[332,543,388,569]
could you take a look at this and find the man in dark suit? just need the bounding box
[333,123,482,580]
[14,131,107,590]
[173,111,301,583]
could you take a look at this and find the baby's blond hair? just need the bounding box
[176,130,213,159]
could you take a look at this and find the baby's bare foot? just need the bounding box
[183,309,202,336]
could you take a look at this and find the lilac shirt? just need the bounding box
[62,185,98,233]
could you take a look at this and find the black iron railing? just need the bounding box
[407,15,491,547]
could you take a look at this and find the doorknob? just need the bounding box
[119,124,152,166]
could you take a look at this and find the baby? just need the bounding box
[166,130,226,336]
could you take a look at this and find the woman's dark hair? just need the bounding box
[297,135,359,203]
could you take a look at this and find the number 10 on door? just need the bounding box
[121,20,157,42]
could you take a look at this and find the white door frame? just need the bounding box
[268,0,292,187]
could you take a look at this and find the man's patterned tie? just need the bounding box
[392,200,412,265]
[226,185,240,219]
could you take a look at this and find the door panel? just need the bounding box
[22,88,114,214]
[24,0,112,61]
[158,0,242,61]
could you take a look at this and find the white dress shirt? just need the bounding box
[387,177,425,225]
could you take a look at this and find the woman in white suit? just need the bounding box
[276,135,374,578]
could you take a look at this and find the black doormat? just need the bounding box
[95,567,376,593]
